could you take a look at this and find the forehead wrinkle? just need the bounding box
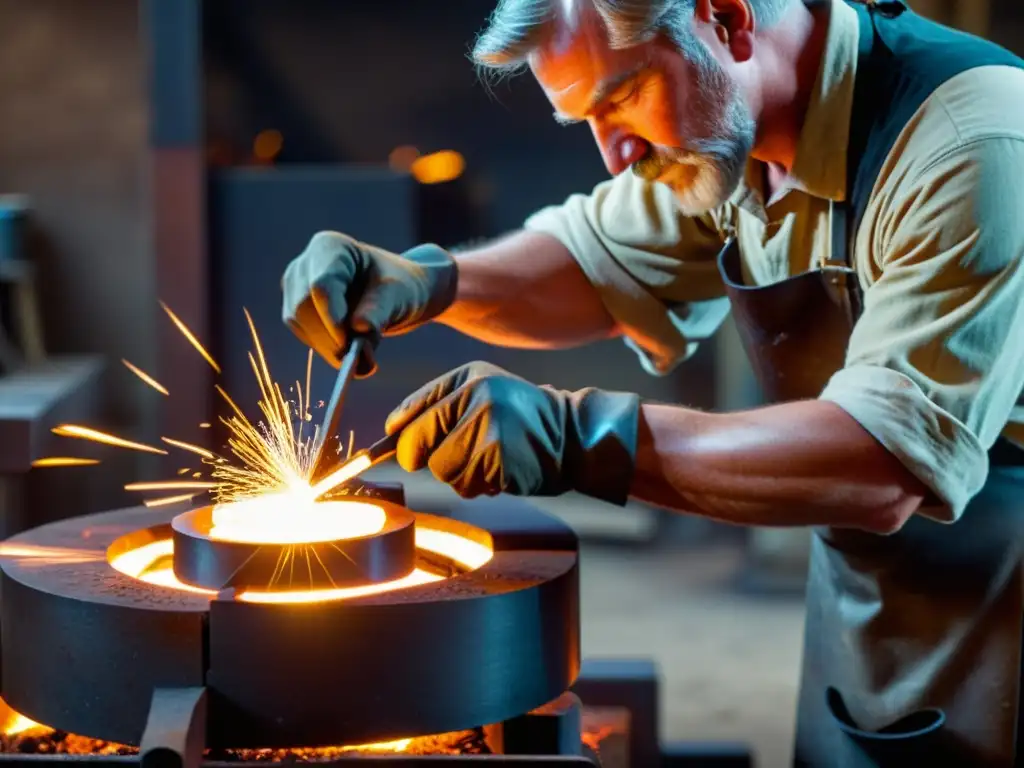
[553,62,646,123]
[552,81,581,97]
[535,1,647,123]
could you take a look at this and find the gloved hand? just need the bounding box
[384,362,641,505]
[281,232,458,376]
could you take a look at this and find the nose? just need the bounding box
[591,122,649,176]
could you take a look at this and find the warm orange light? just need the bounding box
[253,130,284,162]
[53,425,168,455]
[143,493,198,509]
[410,150,465,184]
[2,712,48,738]
[0,699,414,754]
[339,738,412,753]
[388,145,420,172]
[309,453,372,499]
[121,359,168,396]
[161,437,215,460]
[208,496,385,544]
[31,457,100,468]
[109,522,493,605]
[125,481,216,492]
[0,543,102,565]
[240,568,441,604]
[159,302,221,374]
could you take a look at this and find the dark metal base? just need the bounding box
[0,759,598,767]
[0,498,580,749]
[0,656,759,767]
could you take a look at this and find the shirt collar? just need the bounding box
[787,0,860,202]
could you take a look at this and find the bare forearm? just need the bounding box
[435,231,619,348]
[630,400,928,533]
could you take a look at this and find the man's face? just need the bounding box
[530,6,755,214]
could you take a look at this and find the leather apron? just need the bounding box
[715,3,1024,765]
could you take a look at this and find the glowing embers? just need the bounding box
[108,512,495,605]
[209,494,384,544]
[170,499,417,592]
[0,696,490,757]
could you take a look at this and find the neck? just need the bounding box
[748,1,830,170]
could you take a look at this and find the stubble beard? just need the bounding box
[631,62,756,216]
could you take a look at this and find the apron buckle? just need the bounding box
[821,259,850,287]
[819,262,858,325]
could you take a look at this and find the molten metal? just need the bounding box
[208,495,385,545]
[109,520,493,604]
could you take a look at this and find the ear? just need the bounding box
[698,0,755,63]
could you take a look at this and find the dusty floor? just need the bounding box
[372,468,808,768]
[578,537,805,768]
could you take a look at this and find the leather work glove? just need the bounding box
[281,232,458,376]
[384,362,641,505]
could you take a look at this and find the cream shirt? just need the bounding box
[523,0,1024,521]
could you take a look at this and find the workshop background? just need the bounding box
[0,1,1016,765]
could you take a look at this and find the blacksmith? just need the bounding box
[281,1,1024,764]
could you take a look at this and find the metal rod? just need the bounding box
[310,431,400,499]
[308,337,366,484]
[139,687,207,768]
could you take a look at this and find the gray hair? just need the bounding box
[472,0,794,78]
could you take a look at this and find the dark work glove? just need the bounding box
[384,362,641,505]
[281,232,458,376]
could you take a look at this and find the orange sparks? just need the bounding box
[53,425,168,455]
[56,305,330,510]
[244,308,290,430]
[0,543,102,565]
[125,481,217,492]
[160,301,221,374]
[143,493,197,508]
[121,359,168,395]
[31,457,100,468]
[161,437,216,460]
[304,348,313,421]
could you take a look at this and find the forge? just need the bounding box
[0,482,667,768]
[0,300,722,767]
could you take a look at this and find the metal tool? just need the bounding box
[309,431,400,500]
[308,336,369,485]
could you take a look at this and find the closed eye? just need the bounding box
[610,81,640,106]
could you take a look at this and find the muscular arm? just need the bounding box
[630,401,929,534]
[434,231,621,348]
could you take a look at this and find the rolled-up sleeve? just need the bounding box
[524,170,731,375]
[820,137,1024,521]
